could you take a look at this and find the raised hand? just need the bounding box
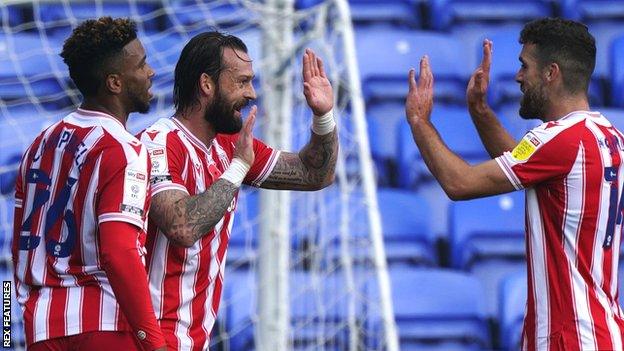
[234,105,257,167]
[467,39,492,109]
[406,56,434,127]
[302,48,333,116]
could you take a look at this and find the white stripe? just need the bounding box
[65,286,82,336]
[99,282,118,330]
[251,150,281,187]
[148,231,169,319]
[495,155,523,190]
[175,245,200,350]
[526,188,550,344]
[33,287,51,343]
[565,143,597,350]
[152,183,189,197]
[81,156,101,268]
[98,213,144,228]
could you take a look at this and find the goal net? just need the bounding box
[0,1,398,350]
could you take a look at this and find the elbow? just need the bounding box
[311,172,336,191]
[444,182,472,201]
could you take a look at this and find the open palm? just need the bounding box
[302,48,333,116]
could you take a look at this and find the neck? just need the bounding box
[542,93,590,122]
[81,97,129,126]
[174,106,216,146]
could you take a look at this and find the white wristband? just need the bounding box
[311,109,336,136]
[220,158,251,187]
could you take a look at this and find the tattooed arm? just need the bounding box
[149,181,239,247]
[261,49,338,191]
[148,108,257,248]
[261,129,337,191]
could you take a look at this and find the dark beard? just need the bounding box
[128,88,150,114]
[204,89,244,134]
[519,85,547,120]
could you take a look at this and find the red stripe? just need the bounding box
[23,288,39,346]
[159,243,184,350]
[81,285,101,332]
[188,237,210,350]
[47,287,68,338]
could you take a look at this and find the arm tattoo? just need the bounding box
[150,179,239,247]
[262,129,338,190]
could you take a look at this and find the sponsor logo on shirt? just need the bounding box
[120,204,144,216]
[511,133,540,161]
[149,148,167,175]
[123,168,147,211]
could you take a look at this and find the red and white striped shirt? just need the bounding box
[13,108,151,346]
[139,117,279,350]
[497,111,624,351]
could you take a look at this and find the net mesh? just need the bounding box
[0,1,391,350]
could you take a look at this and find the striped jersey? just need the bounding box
[138,117,279,351]
[496,111,624,351]
[13,108,151,346]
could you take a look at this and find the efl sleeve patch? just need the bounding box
[121,168,148,216]
[511,132,542,162]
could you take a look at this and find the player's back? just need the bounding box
[13,108,151,345]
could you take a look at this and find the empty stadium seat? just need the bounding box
[354,27,467,104]
[377,188,435,266]
[449,191,526,316]
[610,34,624,107]
[0,197,15,260]
[167,0,256,29]
[561,0,624,22]
[429,0,553,31]
[366,102,405,186]
[369,267,490,350]
[0,33,67,106]
[599,108,624,131]
[498,270,527,351]
[36,1,161,37]
[397,105,488,188]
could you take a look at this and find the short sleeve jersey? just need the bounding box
[496,111,624,351]
[138,117,279,351]
[13,109,151,346]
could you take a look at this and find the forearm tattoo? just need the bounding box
[151,179,239,246]
[263,129,338,190]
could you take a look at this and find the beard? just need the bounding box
[127,85,151,114]
[519,84,547,120]
[204,87,246,134]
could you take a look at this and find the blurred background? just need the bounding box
[1,0,624,350]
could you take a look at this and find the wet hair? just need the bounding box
[519,17,596,94]
[60,16,137,97]
[173,31,248,113]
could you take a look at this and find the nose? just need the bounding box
[245,82,256,100]
[147,63,155,80]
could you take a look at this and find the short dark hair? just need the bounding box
[60,17,137,97]
[173,31,248,114]
[519,17,596,95]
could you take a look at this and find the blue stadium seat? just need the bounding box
[2,4,26,28]
[222,269,359,350]
[561,0,624,22]
[599,108,624,132]
[35,1,161,37]
[586,23,624,107]
[296,0,421,27]
[0,197,15,260]
[0,33,66,106]
[167,0,256,29]
[429,0,553,31]
[498,270,527,351]
[370,267,490,350]
[377,188,435,266]
[610,34,624,107]
[449,191,526,316]
[397,105,488,188]
[366,102,405,186]
[354,27,466,104]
